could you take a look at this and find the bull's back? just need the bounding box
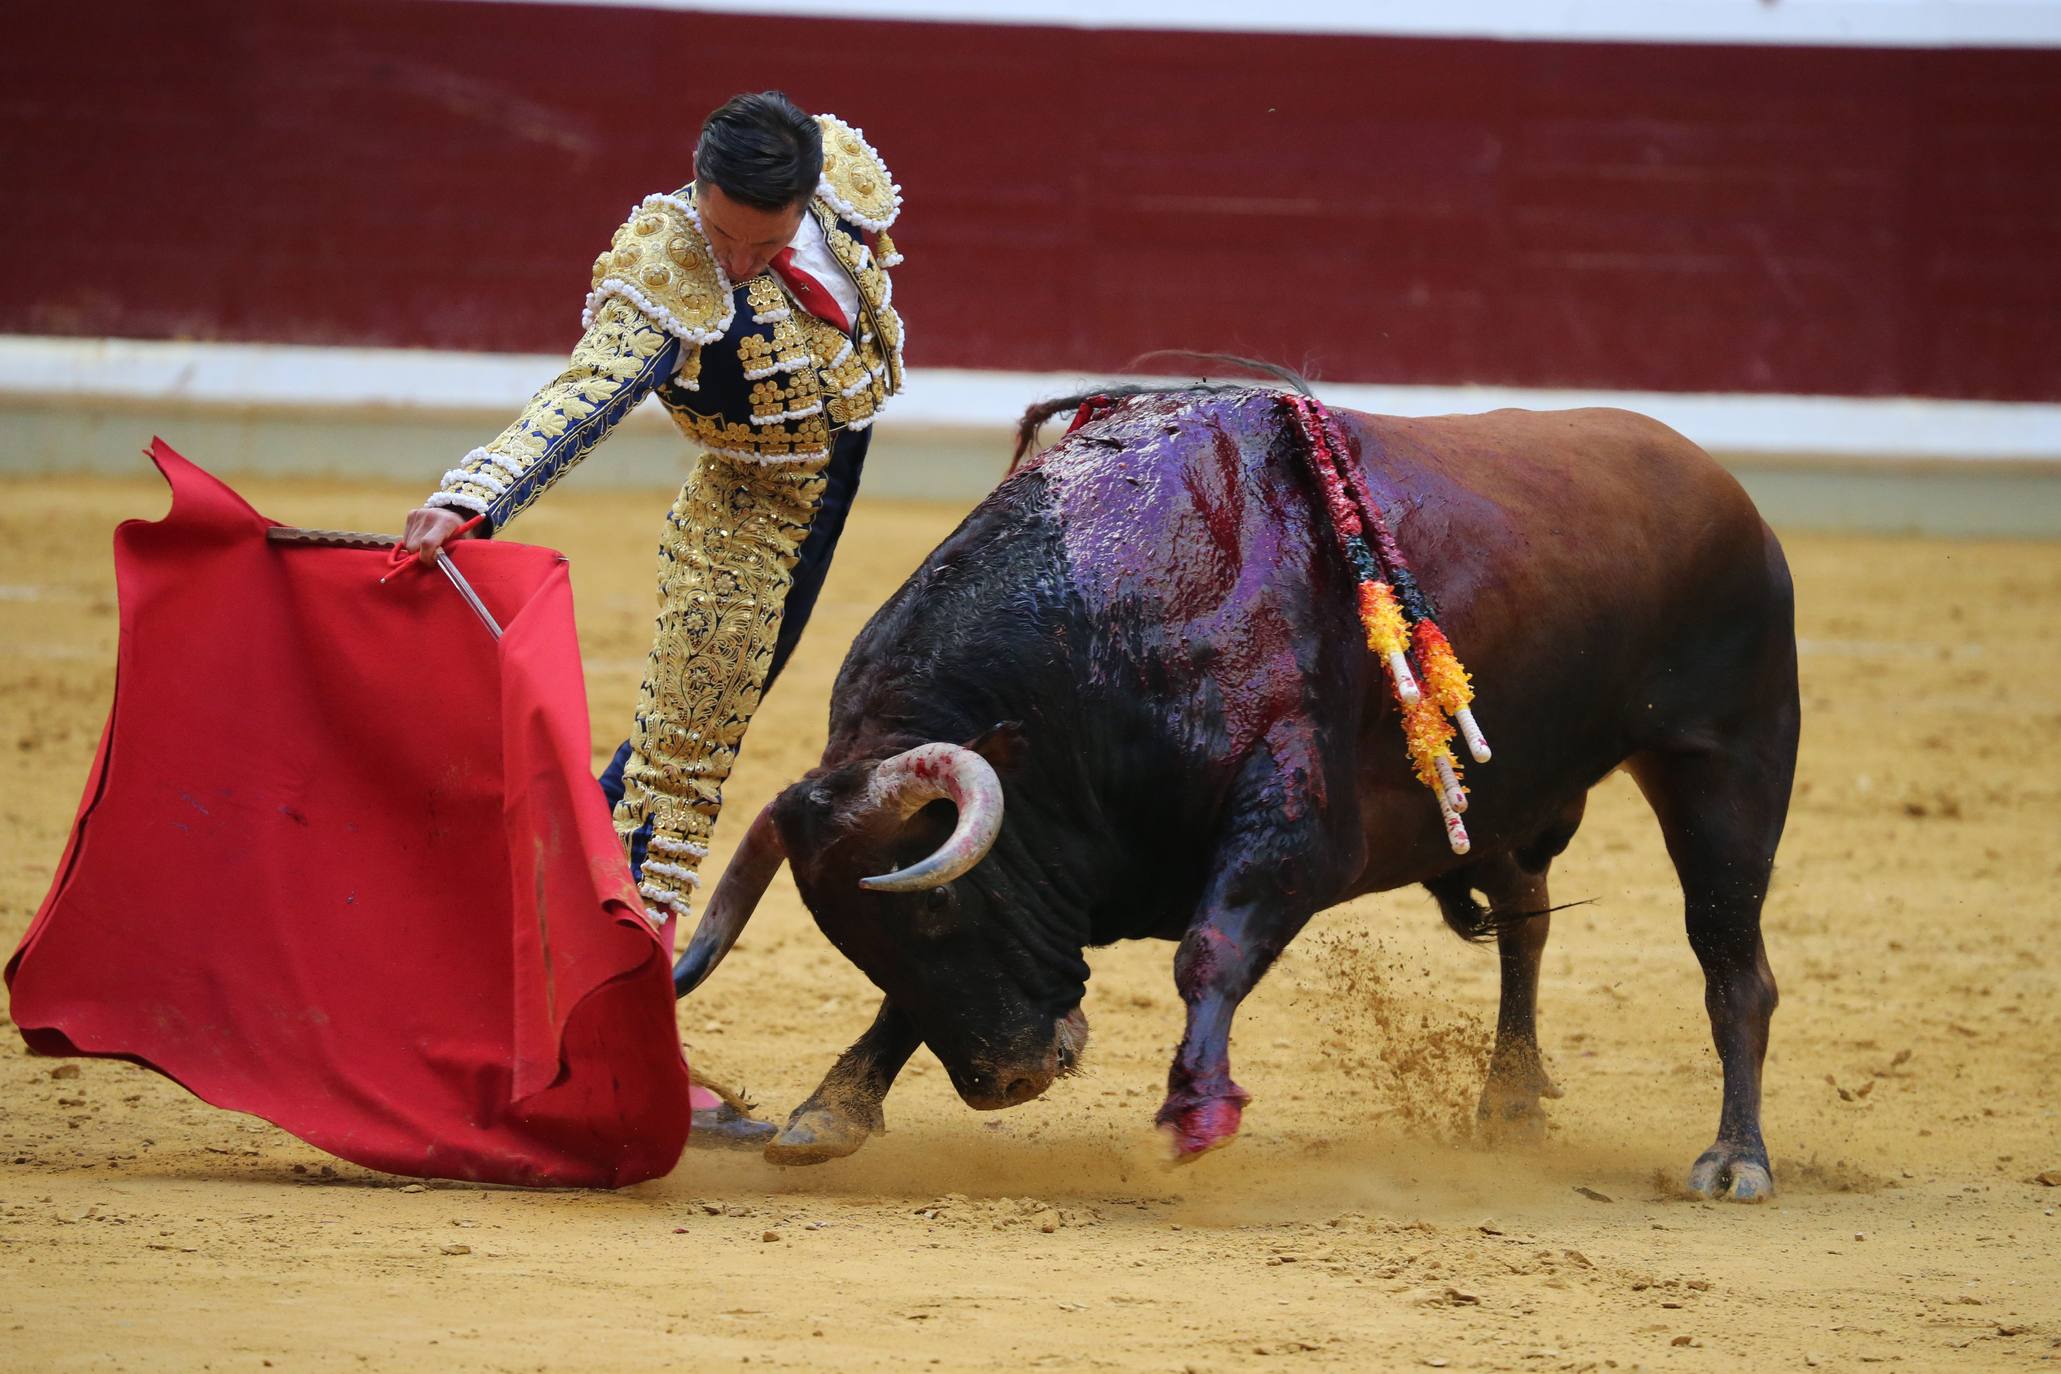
[1357,406,1767,592]
[1353,404,1787,721]
[1009,397,1788,885]
[1033,393,1791,883]
[1037,395,1780,708]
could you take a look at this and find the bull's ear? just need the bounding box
[966,720,1030,774]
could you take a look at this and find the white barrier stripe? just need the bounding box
[4,336,2058,463]
[527,0,2061,49]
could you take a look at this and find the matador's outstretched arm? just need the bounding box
[425,299,684,532]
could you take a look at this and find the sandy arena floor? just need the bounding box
[2,470,2058,1372]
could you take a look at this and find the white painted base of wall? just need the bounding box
[3,335,2057,536]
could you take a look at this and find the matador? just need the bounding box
[401,93,904,1134]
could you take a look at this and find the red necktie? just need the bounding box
[770,247,852,333]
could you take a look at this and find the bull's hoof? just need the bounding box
[1475,1092,1550,1146]
[1158,1096,1246,1162]
[1475,1055,1561,1145]
[763,1103,874,1166]
[1687,1145,1774,1203]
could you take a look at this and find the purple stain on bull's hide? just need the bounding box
[1044,393,1318,761]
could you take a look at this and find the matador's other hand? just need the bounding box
[402,506,479,565]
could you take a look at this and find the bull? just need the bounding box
[675,379,1798,1202]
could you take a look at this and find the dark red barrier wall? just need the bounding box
[6,3,2058,399]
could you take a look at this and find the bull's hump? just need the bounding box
[1040,390,1297,609]
[1034,390,1331,760]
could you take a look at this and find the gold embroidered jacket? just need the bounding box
[427,114,905,530]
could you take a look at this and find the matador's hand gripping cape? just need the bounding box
[423,114,907,927]
[6,442,693,1187]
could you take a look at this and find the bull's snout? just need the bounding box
[952,1007,1090,1111]
[957,1068,1047,1110]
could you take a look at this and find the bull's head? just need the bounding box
[673,724,1090,1110]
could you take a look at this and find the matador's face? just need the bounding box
[695,182,808,284]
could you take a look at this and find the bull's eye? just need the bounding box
[912,884,958,937]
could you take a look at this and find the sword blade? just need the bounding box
[436,556,504,640]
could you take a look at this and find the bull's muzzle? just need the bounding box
[953,1006,1090,1110]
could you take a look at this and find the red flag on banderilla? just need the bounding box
[5,440,692,1187]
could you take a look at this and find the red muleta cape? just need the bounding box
[5,441,692,1187]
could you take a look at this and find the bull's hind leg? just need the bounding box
[1159,723,1358,1160]
[1631,706,1797,1202]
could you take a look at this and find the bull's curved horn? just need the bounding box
[671,800,787,998]
[855,743,1005,892]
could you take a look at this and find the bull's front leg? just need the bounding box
[1160,911,1279,1158]
[1159,726,1339,1160]
[764,998,921,1165]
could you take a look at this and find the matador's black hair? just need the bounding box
[695,91,823,211]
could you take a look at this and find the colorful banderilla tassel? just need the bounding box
[1412,620,1491,764]
[1403,696,1471,854]
[1283,391,1490,854]
[1356,575,1419,705]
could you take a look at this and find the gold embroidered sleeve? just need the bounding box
[426,298,685,531]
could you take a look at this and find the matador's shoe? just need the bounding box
[689,1074,778,1150]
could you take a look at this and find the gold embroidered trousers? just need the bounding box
[612,451,829,920]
